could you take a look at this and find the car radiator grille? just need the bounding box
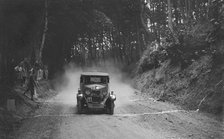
[92,97,101,102]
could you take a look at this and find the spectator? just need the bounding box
[24,73,36,101]
[37,68,43,81]
[43,65,48,80]
[14,65,23,85]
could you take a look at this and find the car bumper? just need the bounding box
[87,103,105,109]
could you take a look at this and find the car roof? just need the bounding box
[81,72,109,76]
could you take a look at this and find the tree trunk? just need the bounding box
[188,0,192,21]
[136,15,142,59]
[207,0,212,19]
[140,0,150,34]
[185,0,189,23]
[179,0,185,24]
[39,0,48,63]
[173,0,179,25]
[101,31,105,64]
[167,0,173,33]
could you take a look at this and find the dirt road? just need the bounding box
[13,72,223,139]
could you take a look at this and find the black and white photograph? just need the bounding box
[0,0,223,138]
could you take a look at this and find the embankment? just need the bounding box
[134,55,224,117]
[0,80,56,138]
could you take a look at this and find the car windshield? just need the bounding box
[83,76,108,84]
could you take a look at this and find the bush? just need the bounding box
[138,20,223,73]
[164,21,216,68]
[137,42,167,73]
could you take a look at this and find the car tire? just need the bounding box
[77,100,83,114]
[108,101,114,115]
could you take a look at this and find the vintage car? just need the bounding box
[76,72,116,114]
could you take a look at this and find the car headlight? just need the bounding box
[85,90,91,95]
[110,94,116,100]
[77,93,83,98]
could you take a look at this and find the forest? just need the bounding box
[0,1,223,137]
[0,0,223,83]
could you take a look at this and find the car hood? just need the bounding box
[84,84,107,90]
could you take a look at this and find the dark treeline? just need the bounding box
[43,0,146,69]
[0,0,223,83]
[0,0,44,85]
[0,0,147,81]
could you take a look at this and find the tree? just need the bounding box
[39,0,48,63]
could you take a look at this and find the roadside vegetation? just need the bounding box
[0,80,56,138]
[0,1,223,136]
[135,0,224,116]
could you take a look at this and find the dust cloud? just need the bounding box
[52,65,82,106]
[53,62,135,108]
[108,70,134,107]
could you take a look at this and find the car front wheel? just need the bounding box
[107,101,114,115]
[77,100,83,114]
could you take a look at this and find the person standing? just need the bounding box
[37,68,43,81]
[24,73,36,101]
[43,65,48,80]
[21,66,27,87]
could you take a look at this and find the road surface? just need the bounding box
[13,74,223,139]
